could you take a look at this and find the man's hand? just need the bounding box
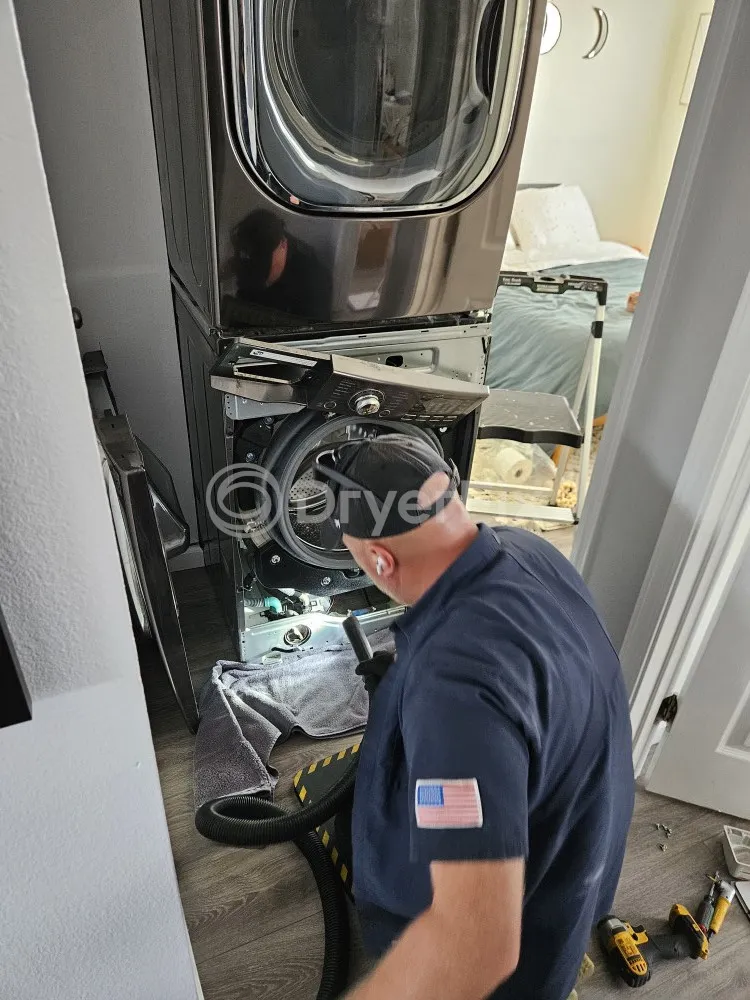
[355,650,394,698]
[347,857,524,1000]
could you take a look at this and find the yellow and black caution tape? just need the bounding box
[293,741,361,891]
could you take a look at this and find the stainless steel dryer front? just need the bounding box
[140,0,544,329]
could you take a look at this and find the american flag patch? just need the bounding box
[415,779,483,829]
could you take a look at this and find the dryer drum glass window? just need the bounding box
[230,0,533,210]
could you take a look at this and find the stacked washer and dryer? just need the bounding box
[139,0,545,661]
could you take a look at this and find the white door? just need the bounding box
[623,263,750,822]
[645,553,750,820]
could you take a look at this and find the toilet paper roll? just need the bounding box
[494,445,533,485]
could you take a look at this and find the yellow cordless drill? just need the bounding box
[598,904,708,988]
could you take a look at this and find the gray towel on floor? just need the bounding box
[194,627,395,807]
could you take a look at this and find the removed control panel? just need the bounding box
[210,338,489,426]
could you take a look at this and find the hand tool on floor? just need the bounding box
[696,876,719,935]
[598,904,708,987]
[707,878,736,939]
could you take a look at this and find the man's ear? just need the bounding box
[371,544,395,577]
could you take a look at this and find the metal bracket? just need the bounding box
[225,393,304,422]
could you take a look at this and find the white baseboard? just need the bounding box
[169,543,205,572]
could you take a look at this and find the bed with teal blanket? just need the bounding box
[486,255,648,418]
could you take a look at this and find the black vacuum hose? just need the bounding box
[198,791,353,1000]
[195,615,372,1000]
[341,613,374,665]
[195,755,357,846]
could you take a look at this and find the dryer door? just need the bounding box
[228,0,536,212]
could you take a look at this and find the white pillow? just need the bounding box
[505,228,516,250]
[511,185,600,252]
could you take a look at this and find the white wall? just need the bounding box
[640,0,715,250]
[13,0,198,543]
[0,3,198,996]
[520,0,683,250]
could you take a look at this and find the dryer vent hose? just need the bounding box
[195,615,371,1000]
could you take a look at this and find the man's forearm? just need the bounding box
[346,906,517,1000]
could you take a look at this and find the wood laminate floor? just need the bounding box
[143,564,750,1000]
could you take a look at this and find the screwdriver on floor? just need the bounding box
[696,877,719,936]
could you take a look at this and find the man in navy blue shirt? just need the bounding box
[314,434,634,1000]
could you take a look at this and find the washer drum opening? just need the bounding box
[260,411,443,570]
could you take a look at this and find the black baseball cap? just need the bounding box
[312,433,460,540]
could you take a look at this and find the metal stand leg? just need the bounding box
[552,338,593,503]
[576,335,603,517]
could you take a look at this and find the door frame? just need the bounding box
[570,0,750,774]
